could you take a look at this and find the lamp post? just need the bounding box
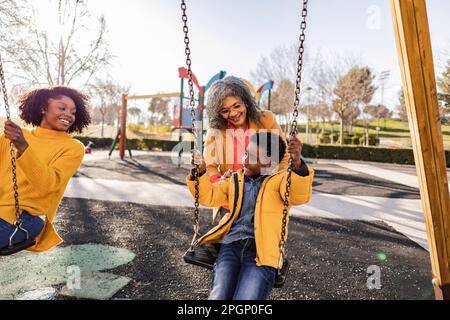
[380,70,391,106]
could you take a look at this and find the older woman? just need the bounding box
[203,76,288,221]
[204,76,288,181]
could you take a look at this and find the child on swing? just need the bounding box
[187,131,314,300]
[0,86,91,252]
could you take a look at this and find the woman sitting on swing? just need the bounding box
[0,86,91,253]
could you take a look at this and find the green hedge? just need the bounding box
[302,144,415,164]
[76,136,450,168]
[75,136,113,149]
[303,144,450,167]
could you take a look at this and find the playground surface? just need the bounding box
[0,151,435,300]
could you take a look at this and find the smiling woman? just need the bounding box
[204,76,289,182]
[0,86,91,254]
[201,76,290,237]
[18,87,91,134]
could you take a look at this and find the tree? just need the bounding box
[250,44,301,86]
[155,98,171,126]
[128,107,142,124]
[0,0,30,107]
[0,0,28,53]
[307,52,363,139]
[332,97,349,144]
[5,0,112,88]
[148,97,170,131]
[438,59,450,93]
[364,104,392,129]
[89,78,128,136]
[333,67,375,145]
[438,93,450,123]
[251,45,306,134]
[308,102,332,135]
[316,103,333,133]
[351,68,376,145]
[344,105,361,134]
[252,47,364,141]
[91,103,117,129]
[269,79,295,130]
[396,89,408,122]
[309,51,364,102]
[437,59,450,124]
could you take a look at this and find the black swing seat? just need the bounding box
[274,258,289,289]
[183,243,221,270]
[0,239,36,256]
[183,244,289,288]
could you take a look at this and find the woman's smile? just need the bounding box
[221,96,248,129]
[59,117,73,127]
[230,113,244,124]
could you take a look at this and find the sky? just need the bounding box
[87,0,449,109]
[2,0,450,116]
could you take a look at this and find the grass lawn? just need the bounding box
[297,119,450,149]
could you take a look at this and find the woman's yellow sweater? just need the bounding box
[0,127,84,252]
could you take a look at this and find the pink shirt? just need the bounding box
[227,122,250,172]
[209,122,250,184]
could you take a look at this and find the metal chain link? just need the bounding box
[0,54,21,223]
[279,0,309,271]
[181,0,201,247]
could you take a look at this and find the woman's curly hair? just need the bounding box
[206,76,261,129]
[18,86,91,134]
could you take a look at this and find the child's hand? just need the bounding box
[191,150,206,174]
[287,135,303,168]
[4,120,29,155]
[220,169,233,182]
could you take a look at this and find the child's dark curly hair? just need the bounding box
[18,86,91,134]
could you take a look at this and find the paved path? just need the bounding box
[298,193,426,249]
[65,178,427,249]
[66,154,430,250]
[329,161,421,189]
[324,159,450,190]
[6,152,434,300]
[65,178,194,208]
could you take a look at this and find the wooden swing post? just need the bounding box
[391,0,450,300]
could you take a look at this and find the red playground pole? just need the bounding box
[119,94,127,160]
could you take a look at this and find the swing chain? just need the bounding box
[279,0,308,271]
[181,0,201,246]
[0,54,21,221]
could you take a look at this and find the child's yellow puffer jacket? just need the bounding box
[186,166,314,269]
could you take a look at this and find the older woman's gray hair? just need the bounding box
[206,76,261,129]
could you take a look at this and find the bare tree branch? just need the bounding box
[1,0,112,88]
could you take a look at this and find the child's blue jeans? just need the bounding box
[0,212,44,249]
[209,238,276,300]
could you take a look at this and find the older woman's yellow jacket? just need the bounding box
[186,165,314,269]
[203,110,289,178]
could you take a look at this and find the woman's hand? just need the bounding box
[4,120,29,155]
[287,135,303,168]
[191,150,207,174]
